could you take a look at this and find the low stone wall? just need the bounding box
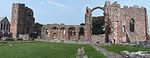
[121,51,150,58]
[0,41,36,43]
[35,39,90,44]
[139,40,150,48]
[19,34,29,40]
[93,45,122,58]
[91,35,105,44]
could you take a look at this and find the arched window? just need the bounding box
[69,27,76,36]
[52,27,58,30]
[60,27,65,35]
[79,27,84,36]
[122,26,125,32]
[44,28,48,34]
[129,18,134,32]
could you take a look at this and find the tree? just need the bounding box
[92,16,105,35]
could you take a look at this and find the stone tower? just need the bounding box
[84,7,92,40]
[10,3,35,38]
[104,2,149,43]
[85,1,149,43]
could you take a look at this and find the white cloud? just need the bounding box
[40,0,68,9]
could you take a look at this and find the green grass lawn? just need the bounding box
[101,44,150,54]
[0,42,106,58]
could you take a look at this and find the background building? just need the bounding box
[0,17,10,39]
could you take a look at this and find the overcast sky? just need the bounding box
[0,0,149,32]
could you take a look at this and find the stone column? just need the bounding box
[63,29,66,39]
[49,28,52,39]
[104,14,110,43]
[84,7,92,40]
[57,28,61,40]
[144,8,149,40]
[75,27,79,40]
[48,28,51,40]
[65,27,69,40]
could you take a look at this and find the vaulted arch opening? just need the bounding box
[129,18,135,32]
[68,27,76,40]
[92,8,105,35]
[85,6,110,43]
[52,27,58,39]
[60,27,65,39]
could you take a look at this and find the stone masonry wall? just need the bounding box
[10,3,35,38]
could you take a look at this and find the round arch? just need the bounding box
[85,6,110,43]
[91,7,104,12]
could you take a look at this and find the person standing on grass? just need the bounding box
[109,35,112,45]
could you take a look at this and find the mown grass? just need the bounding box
[0,42,106,58]
[101,44,150,54]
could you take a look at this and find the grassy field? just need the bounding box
[0,42,106,58]
[101,44,150,54]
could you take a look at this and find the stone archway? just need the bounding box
[79,27,84,40]
[51,27,58,39]
[85,6,110,43]
[60,27,65,39]
[68,27,76,40]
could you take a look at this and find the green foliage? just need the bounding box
[17,38,23,41]
[101,44,150,54]
[92,16,105,35]
[0,42,106,58]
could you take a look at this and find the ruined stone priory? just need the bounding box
[9,1,149,44]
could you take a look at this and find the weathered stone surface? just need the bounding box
[121,51,150,58]
[139,40,150,48]
[41,24,84,41]
[10,3,35,38]
[85,1,149,44]
[18,34,29,40]
[76,47,88,58]
[10,1,148,43]
[93,45,122,58]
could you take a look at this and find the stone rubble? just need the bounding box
[76,47,88,58]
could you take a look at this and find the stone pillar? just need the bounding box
[58,28,61,40]
[48,28,51,40]
[65,27,69,40]
[84,7,92,40]
[105,14,111,43]
[144,8,149,40]
[75,27,79,40]
[50,28,53,39]
[60,29,65,40]
[63,29,66,39]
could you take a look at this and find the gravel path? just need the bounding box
[93,45,123,58]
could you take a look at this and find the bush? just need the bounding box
[17,38,23,41]
[28,38,35,41]
[4,38,14,41]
